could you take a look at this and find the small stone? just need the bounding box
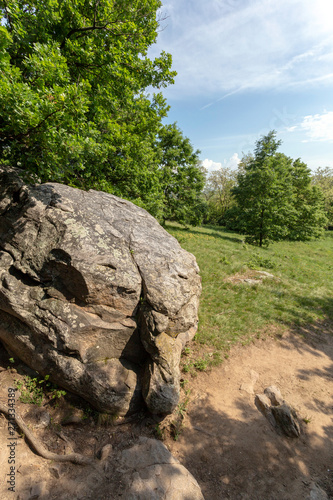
[240,383,253,394]
[255,393,271,413]
[243,279,259,285]
[121,437,178,470]
[49,465,62,479]
[250,370,259,383]
[257,271,274,278]
[98,443,113,461]
[307,482,329,500]
[240,370,259,395]
[264,385,284,406]
[271,403,301,437]
[34,410,51,429]
[255,394,277,428]
[256,388,300,437]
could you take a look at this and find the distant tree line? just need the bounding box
[311,166,333,228]
[0,3,330,237]
[203,131,330,246]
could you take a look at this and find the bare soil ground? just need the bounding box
[0,323,332,500]
[165,323,333,500]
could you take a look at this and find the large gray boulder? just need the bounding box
[0,167,201,415]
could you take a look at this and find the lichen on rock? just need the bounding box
[0,167,201,415]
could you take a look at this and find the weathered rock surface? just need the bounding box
[0,167,201,414]
[120,437,205,500]
[264,385,284,406]
[255,385,301,438]
[307,482,329,500]
[271,403,301,438]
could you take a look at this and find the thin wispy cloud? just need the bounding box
[201,86,249,110]
[151,0,333,100]
[286,111,333,143]
[300,112,333,143]
[284,72,333,89]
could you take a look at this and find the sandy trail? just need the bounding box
[0,325,332,499]
[165,326,333,499]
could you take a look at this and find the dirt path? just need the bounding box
[0,325,332,499]
[165,326,333,499]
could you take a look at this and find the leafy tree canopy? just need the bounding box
[156,123,205,226]
[312,166,333,226]
[230,131,327,246]
[203,166,236,225]
[0,0,205,223]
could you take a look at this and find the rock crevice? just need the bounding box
[0,167,201,415]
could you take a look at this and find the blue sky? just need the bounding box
[148,0,333,172]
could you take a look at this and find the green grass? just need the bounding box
[165,223,333,353]
[14,374,67,406]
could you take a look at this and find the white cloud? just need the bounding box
[150,0,333,99]
[300,111,333,142]
[226,153,241,169]
[202,153,240,172]
[201,159,222,171]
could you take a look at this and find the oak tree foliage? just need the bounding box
[229,131,327,246]
[312,166,333,226]
[156,123,205,226]
[0,0,204,223]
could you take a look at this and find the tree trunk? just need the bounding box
[259,208,265,247]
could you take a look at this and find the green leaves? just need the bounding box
[23,42,70,87]
[312,166,333,226]
[0,0,182,221]
[230,131,327,246]
[204,167,237,224]
[156,123,205,226]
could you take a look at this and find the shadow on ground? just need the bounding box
[164,322,333,500]
[165,223,244,244]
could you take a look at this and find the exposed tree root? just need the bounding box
[0,401,96,465]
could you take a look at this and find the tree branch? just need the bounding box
[60,24,110,49]
[10,107,64,141]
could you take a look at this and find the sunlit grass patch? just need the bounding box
[166,223,333,354]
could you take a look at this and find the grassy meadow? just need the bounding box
[166,223,333,357]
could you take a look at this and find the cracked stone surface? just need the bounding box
[255,385,301,438]
[120,437,204,500]
[0,167,201,415]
